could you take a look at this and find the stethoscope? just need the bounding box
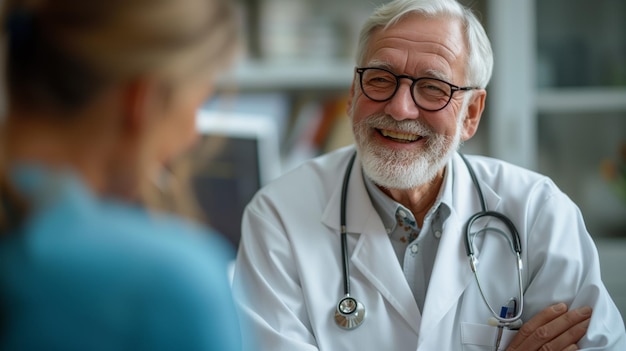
[334,152,524,344]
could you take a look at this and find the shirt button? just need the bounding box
[398,210,407,218]
[410,244,418,254]
[386,228,391,234]
[434,230,442,239]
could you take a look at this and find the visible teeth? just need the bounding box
[380,129,420,141]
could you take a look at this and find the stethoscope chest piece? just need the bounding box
[334,295,366,330]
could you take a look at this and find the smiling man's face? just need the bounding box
[349,13,482,189]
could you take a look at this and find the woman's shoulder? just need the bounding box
[72,198,235,274]
[2,174,240,350]
[11,171,226,293]
[19,189,235,294]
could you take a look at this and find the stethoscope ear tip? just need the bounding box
[487,317,499,327]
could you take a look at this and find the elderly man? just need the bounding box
[233,0,626,350]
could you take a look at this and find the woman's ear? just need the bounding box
[122,79,151,136]
[460,89,486,141]
[103,79,155,200]
[121,77,170,137]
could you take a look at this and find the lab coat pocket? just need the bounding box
[460,322,518,351]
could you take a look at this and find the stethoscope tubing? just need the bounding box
[464,211,522,256]
[340,152,357,296]
[336,151,524,330]
[459,153,524,327]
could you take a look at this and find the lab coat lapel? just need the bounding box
[351,213,421,335]
[417,210,471,341]
[417,154,502,342]
[321,153,421,335]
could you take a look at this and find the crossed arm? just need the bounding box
[507,303,591,350]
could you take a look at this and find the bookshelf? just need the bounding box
[221,0,626,235]
[219,59,354,91]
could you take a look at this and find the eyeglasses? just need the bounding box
[356,67,479,112]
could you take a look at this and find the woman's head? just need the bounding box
[1,0,239,215]
[5,0,238,111]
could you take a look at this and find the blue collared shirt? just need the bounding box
[363,161,454,312]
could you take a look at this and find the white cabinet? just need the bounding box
[488,0,626,236]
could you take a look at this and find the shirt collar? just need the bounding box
[363,156,455,233]
[10,164,93,212]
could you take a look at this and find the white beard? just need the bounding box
[352,105,467,190]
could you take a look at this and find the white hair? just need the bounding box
[355,0,493,88]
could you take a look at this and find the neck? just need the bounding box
[3,84,147,202]
[4,111,115,195]
[379,168,445,227]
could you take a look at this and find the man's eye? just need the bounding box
[368,76,394,85]
[418,82,448,96]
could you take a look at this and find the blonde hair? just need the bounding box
[4,0,238,110]
[0,0,239,229]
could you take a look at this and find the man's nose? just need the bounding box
[383,80,420,121]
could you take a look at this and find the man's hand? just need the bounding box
[506,303,591,351]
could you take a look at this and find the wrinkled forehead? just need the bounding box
[363,13,468,80]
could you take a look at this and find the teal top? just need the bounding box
[0,166,242,351]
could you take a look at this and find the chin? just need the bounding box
[357,136,458,190]
[361,152,440,189]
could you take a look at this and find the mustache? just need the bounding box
[357,113,434,136]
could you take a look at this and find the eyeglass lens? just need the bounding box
[359,68,453,111]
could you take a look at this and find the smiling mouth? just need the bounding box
[378,129,423,143]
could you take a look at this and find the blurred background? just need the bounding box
[197,0,626,318]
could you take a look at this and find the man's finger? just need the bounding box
[542,317,589,351]
[508,303,568,348]
[507,304,591,351]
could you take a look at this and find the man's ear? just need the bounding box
[460,89,486,141]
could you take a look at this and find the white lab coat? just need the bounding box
[233,146,626,351]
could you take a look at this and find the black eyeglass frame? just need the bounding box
[356,67,480,112]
